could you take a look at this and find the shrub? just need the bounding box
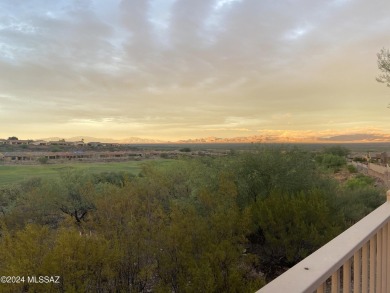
[38,157,48,164]
[179,147,191,152]
[347,165,358,173]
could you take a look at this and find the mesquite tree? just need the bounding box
[377,48,390,87]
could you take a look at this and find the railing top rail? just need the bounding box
[257,199,390,293]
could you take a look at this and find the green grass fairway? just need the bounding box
[0,160,173,187]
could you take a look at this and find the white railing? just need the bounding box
[257,191,390,293]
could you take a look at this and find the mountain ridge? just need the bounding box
[29,132,390,144]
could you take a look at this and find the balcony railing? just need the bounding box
[257,191,390,293]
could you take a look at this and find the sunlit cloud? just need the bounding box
[147,0,176,47]
[1,0,390,141]
[284,23,314,40]
[214,0,242,10]
[331,0,353,7]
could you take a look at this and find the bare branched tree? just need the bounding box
[376,48,390,87]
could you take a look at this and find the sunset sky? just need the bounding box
[1,0,390,142]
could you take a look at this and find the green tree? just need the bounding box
[52,171,96,224]
[0,178,65,230]
[233,147,321,204]
[336,184,384,226]
[316,153,346,169]
[344,174,374,190]
[91,177,166,292]
[0,185,23,216]
[249,189,342,280]
[0,224,54,292]
[44,227,115,293]
[323,145,350,157]
[155,172,263,292]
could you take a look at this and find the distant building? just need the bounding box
[31,140,49,146]
[5,139,32,145]
[72,141,85,146]
[48,140,73,146]
[87,142,102,147]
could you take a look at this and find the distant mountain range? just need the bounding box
[36,133,390,144]
[177,136,266,143]
[39,136,167,144]
[318,134,390,142]
[37,135,291,144]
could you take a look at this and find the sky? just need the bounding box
[1,0,390,142]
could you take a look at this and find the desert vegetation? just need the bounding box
[0,146,384,292]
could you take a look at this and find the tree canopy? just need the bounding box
[0,147,385,291]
